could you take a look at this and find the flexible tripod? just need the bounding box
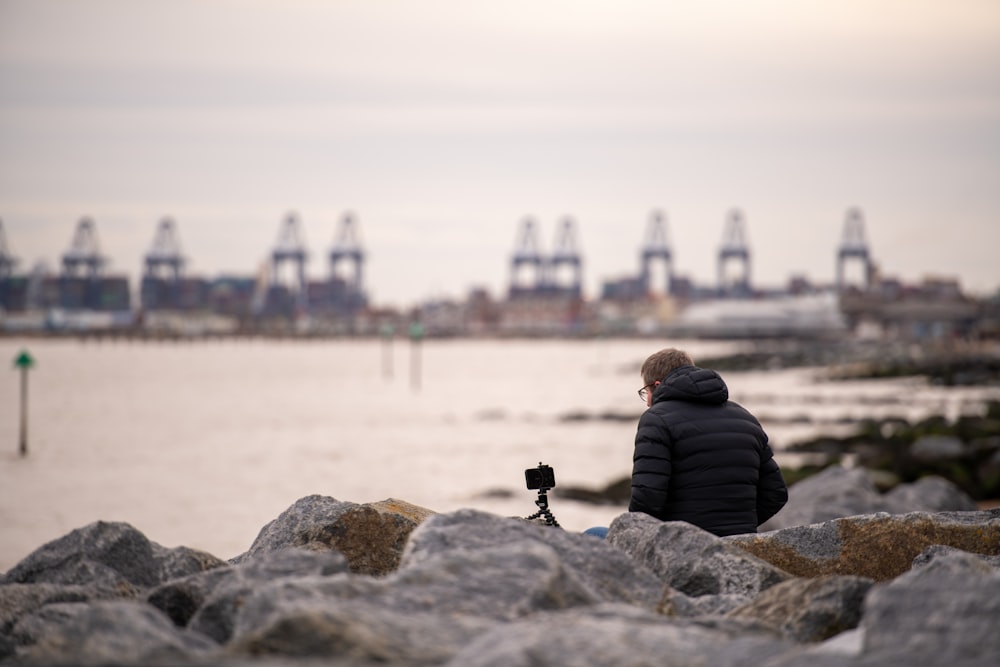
[524,486,561,528]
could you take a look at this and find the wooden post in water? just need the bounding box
[380,322,395,380]
[13,350,35,457]
[409,321,424,391]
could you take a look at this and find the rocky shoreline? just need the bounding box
[559,340,1000,505]
[2,479,999,666]
[695,339,1000,387]
[555,400,1000,510]
[784,400,1000,497]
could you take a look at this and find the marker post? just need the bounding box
[13,350,35,457]
[380,322,395,380]
[409,321,424,390]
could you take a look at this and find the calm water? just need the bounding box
[1,337,996,571]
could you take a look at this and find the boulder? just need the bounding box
[0,583,91,637]
[655,587,758,617]
[911,544,1000,569]
[883,476,977,514]
[232,495,434,576]
[5,601,93,657]
[860,548,1000,661]
[607,512,792,599]
[761,466,890,531]
[0,584,97,661]
[441,604,794,667]
[229,599,492,664]
[0,521,226,597]
[727,510,1000,581]
[14,600,217,665]
[727,575,874,642]
[5,499,999,667]
[146,566,235,629]
[401,509,667,610]
[390,540,599,619]
[762,465,980,531]
[186,548,349,642]
[978,447,1000,495]
[147,548,349,637]
[226,540,601,662]
[910,435,967,461]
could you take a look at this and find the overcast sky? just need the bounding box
[1,0,998,308]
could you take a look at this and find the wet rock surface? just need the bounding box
[2,494,999,666]
[230,495,432,576]
[786,401,1000,501]
[760,465,980,531]
[607,512,793,599]
[728,509,1000,581]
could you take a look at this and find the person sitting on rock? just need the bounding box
[631,346,788,536]
[588,347,787,539]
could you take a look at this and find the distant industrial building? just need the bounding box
[0,220,29,312]
[34,218,132,312]
[502,216,586,334]
[139,217,213,312]
[1,207,993,342]
[259,211,368,320]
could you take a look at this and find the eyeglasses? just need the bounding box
[638,384,654,402]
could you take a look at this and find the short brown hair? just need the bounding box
[641,348,694,386]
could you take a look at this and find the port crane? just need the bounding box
[61,218,107,278]
[548,216,583,297]
[836,207,873,292]
[640,209,673,296]
[717,209,751,297]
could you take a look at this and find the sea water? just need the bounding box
[1,337,996,571]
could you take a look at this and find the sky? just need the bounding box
[1,0,998,309]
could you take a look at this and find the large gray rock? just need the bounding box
[233,541,592,628]
[763,465,979,532]
[146,548,349,637]
[910,435,967,461]
[401,508,667,609]
[441,604,794,667]
[146,566,235,629]
[657,587,758,617]
[911,544,1000,570]
[1,520,225,596]
[226,541,598,662]
[727,575,874,643]
[0,522,225,660]
[229,599,492,664]
[861,548,1000,661]
[0,583,91,635]
[883,475,977,513]
[727,510,1000,582]
[232,495,433,576]
[762,466,890,531]
[391,540,598,619]
[607,512,792,599]
[14,600,217,665]
[6,501,998,667]
[186,548,349,642]
[5,601,93,657]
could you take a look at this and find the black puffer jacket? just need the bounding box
[629,364,787,536]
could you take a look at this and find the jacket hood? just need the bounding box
[653,364,729,405]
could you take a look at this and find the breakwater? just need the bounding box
[2,490,999,666]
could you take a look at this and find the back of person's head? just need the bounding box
[641,348,694,386]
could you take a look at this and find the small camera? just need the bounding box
[525,462,556,490]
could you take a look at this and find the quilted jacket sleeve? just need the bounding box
[628,410,672,519]
[755,443,788,525]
